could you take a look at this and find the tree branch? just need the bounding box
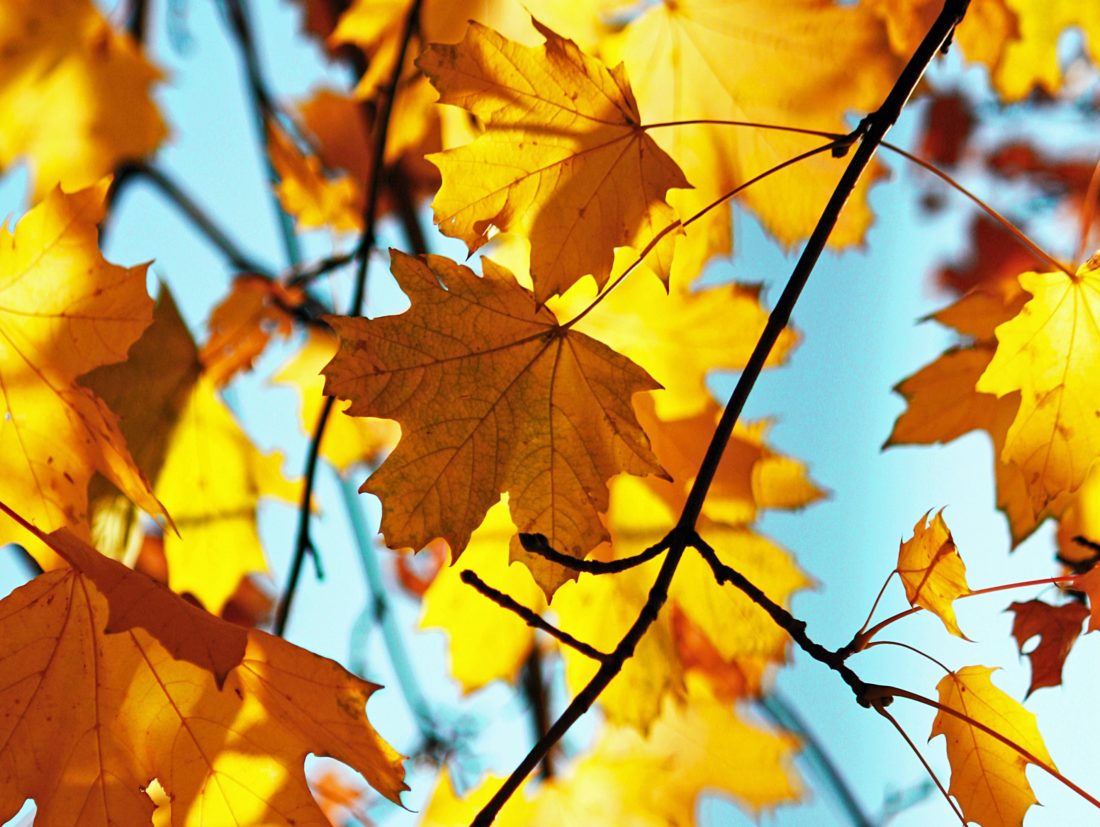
[460,570,610,662]
[517,532,668,574]
[473,3,970,820]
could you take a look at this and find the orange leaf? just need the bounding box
[323,251,664,595]
[201,274,301,386]
[419,20,689,303]
[1007,599,1088,695]
[977,255,1100,513]
[0,184,165,553]
[0,0,166,197]
[932,665,1056,827]
[896,509,971,637]
[0,504,406,825]
[1073,566,1100,632]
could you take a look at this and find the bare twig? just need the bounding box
[520,649,557,779]
[518,533,668,574]
[221,0,301,266]
[110,161,272,275]
[461,570,610,662]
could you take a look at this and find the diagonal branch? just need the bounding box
[460,570,610,662]
[473,3,972,821]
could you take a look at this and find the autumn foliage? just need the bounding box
[2,0,1100,825]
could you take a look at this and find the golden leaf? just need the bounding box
[896,509,971,637]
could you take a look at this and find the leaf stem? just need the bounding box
[889,685,1100,810]
[564,140,838,329]
[881,141,1073,276]
[844,574,1078,652]
[642,118,843,140]
[1076,153,1100,263]
[863,640,953,674]
[874,703,964,823]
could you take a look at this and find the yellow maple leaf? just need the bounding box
[419,20,689,303]
[0,0,166,198]
[421,499,544,693]
[868,0,1018,74]
[977,256,1100,513]
[603,0,901,281]
[932,665,1056,827]
[323,251,664,595]
[0,504,406,825]
[274,330,400,473]
[156,376,299,614]
[896,509,971,637]
[994,0,1100,100]
[0,184,164,556]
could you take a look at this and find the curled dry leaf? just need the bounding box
[896,509,971,637]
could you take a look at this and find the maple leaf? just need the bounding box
[269,123,363,234]
[977,254,1100,513]
[323,251,664,593]
[274,330,400,473]
[418,20,689,302]
[932,665,1056,827]
[1007,599,1088,695]
[896,509,971,637]
[0,505,406,825]
[0,0,166,197]
[603,0,901,282]
[1072,566,1100,632]
[0,183,164,555]
[991,1,1100,100]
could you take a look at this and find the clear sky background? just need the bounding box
[1,2,1098,825]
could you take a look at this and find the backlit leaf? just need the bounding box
[419,20,689,302]
[977,255,1100,513]
[323,251,664,595]
[896,509,971,638]
[932,665,1056,827]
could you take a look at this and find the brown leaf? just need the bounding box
[1007,599,1088,695]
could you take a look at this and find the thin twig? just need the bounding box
[274,0,425,636]
[110,162,272,274]
[461,570,610,662]
[221,0,301,266]
[694,535,870,703]
[474,5,968,821]
[1076,154,1100,263]
[759,692,874,827]
[874,703,964,824]
[518,533,668,574]
[863,640,953,674]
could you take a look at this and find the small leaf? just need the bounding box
[932,665,1056,827]
[1007,599,1088,695]
[897,509,971,637]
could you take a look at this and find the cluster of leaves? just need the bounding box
[2,0,1100,825]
